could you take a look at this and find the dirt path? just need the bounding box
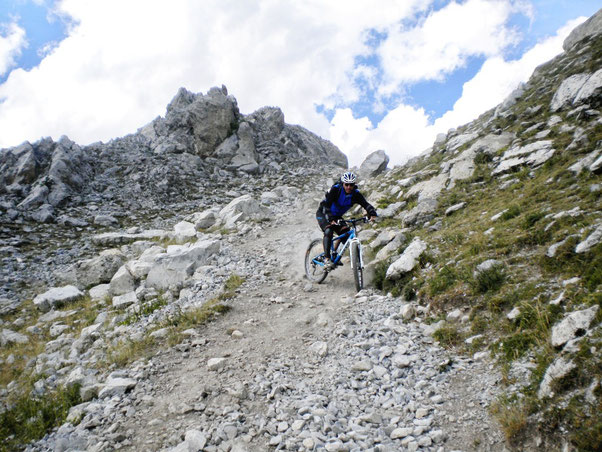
[105,208,507,452]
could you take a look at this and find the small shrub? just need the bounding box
[490,397,528,443]
[493,331,536,361]
[522,211,545,229]
[428,265,457,295]
[433,325,461,347]
[473,265,506,294]
[223,274,245,293]
[0,384,82,451]
[501,205,521,221]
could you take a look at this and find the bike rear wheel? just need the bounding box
[351,242,363,292]
[305,239,328,283]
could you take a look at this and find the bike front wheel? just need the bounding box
[351,242,363,292]
[305,239,328,283]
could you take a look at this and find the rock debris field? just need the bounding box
[29,201,506,452]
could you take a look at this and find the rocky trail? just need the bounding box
[32,200,507,452]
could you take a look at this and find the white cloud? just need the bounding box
[433,16,586,133]
[376,0,527,96]
[0,0,428,148]
[0,21,27,76]
[330,104,435,168]
[330,15,587,168]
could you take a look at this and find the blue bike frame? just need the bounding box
[311,221,362,269]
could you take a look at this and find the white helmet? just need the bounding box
[341,171,357,184]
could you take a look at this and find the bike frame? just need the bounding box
[311,219,364,270]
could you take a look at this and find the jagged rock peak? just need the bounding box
[563,7,602,51]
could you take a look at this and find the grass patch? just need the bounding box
[119,295,168,326]
[0,384,82,452]
[473,264,506,294]
[433,325,462,347]
[490,396,528,444]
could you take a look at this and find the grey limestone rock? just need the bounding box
[60,249,127,289]
[0,328,29,346]
[33,285,84,312]
[538,357,577,399]
[551,305,599,348]
[386,238,427,280]
[563,8,602,51]
[360,150,389,177]
[575,223,602,253]
[146,239,220,290]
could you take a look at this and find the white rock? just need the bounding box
[207,357,227,371]
[551,306,599,348]
[109,265,136,296]
[112,291,138,309]
[0,328,29,346]
[575,224,602,253]
[146,239,220,290]
[386,238,427,280]
[400,304,416,321]
[173,221,197,243]
[89,284,110,301]
[309,341,329,357]
[33,285,84,312]
[185,430,207,450]
[538,357,577,398]
[98,377,137,398]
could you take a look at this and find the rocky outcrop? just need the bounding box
[563,8,602,51]
[360,150,390,177]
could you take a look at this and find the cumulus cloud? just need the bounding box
[433,16,586,133]
[0,21,27,76]
[0,0,428,148]
[331,15,586,167]
[376,0,527,96]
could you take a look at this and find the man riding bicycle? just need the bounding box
[316,171,377,270]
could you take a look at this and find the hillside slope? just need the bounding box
[359,13,602,450]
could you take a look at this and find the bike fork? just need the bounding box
[349,238,362,270]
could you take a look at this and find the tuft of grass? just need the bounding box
[428,265,458,296]
[0,384,82,452]
[490,397,529,444]
[433,325,462,347]
[501,205,521,221]
[473,264,506,294]
[120,295,168,326]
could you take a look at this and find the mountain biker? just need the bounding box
[316,171,377,270]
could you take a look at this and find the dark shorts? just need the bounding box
[316,210,348,235]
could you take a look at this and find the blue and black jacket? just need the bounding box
[317,183,377,222]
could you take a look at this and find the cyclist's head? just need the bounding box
[341,171,357,186]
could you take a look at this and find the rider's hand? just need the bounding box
[369,216,376,222]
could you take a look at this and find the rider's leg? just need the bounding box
[323,227,334,260]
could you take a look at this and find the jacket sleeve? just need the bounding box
[319,185,339,221]
[353,191,377,217]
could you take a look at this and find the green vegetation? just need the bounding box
[362,38,602,450]
[0,384,82,452]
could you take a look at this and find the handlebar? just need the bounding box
[335,217,372,226]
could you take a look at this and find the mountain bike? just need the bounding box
[304,217,369,292]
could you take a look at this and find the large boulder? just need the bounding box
[146,239,220,290]
[360,150,389,177]
[33,285,84,312]
[145,86,239,157]
[219,195,271,228]
[563,8,602,51]
[386,238,427,280]
[1,329,29,346]
[59,249,127,289]
[551,305,599,348]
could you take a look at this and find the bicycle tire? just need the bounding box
[305,239,328,283]
[351,242,363,292]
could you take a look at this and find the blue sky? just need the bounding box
[0,0,600,166]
